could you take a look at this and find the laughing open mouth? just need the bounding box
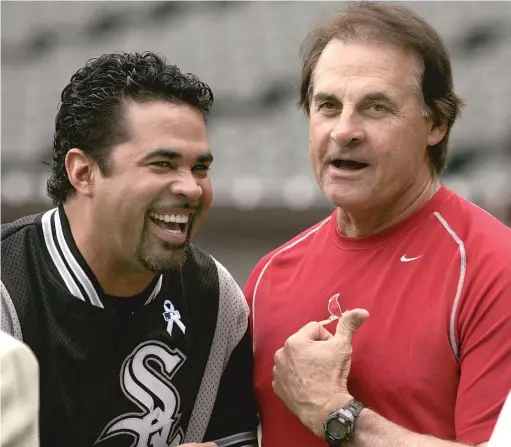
[149,212,191,233]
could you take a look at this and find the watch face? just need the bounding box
[326,418,348,440]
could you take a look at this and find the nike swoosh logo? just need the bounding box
[400,255,422,262]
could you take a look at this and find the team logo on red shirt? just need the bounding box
[319,293,344,326]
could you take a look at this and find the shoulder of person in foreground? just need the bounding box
[1,212,41,244]
[243,213,334,306]
[1,212,43,339]
[488,390,511,447]
[0,331,40,447]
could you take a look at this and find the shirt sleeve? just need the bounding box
[454,245,511,444]
[1,280,23,340]
[243,253,272,337]
[203,328,259,447]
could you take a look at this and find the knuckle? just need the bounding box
[340,344,353,356]
[346,321,358,332]
[284,336,294,350]
[306,321,319,330]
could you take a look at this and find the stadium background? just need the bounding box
[2,1,510,286]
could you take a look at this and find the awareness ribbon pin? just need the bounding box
[163,300,186,336]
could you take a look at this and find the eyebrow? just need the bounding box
[142,148,214,164]
[312,92,339,104]
[363,92,396,104]
[312,91,397,105]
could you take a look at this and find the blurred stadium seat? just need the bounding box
[2,1,510,281]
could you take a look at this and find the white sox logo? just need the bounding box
[96,341,186,447]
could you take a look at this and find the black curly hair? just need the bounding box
[47,51,214,205]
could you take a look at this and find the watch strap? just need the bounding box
[345,399,364,418]
[324,399,364,446]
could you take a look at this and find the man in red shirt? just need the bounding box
[244,3,511,447]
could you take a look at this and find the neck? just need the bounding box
[337,177,440,238]
[63,201,155,297]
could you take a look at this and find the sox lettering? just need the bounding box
[96,341,186,447]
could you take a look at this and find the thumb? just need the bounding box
[335,308,369,343]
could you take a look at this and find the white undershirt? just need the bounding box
[489,391,511,446]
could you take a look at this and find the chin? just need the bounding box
[326,191,383,217]
[323,185,368,209]
[140,253,187,273]
[136,242,190,273]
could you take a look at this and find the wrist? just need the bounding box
[321,395,364,445]
[309,393,354,438]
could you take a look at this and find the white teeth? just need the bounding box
[150,213,189,224]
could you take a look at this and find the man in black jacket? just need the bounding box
[1,51,258,447]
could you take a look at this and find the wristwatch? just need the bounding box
[324,399,364,446]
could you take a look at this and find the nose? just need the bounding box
[170,172,203,204]
[330,110,365,148]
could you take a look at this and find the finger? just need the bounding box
[274,347,283,366]
[335,308,369,343]
[272,378,278,395]
[299,321,333,341]
[316,324,334,341]
[273,363,284,388]
[272,378,283,400]
[300,321,322,337]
